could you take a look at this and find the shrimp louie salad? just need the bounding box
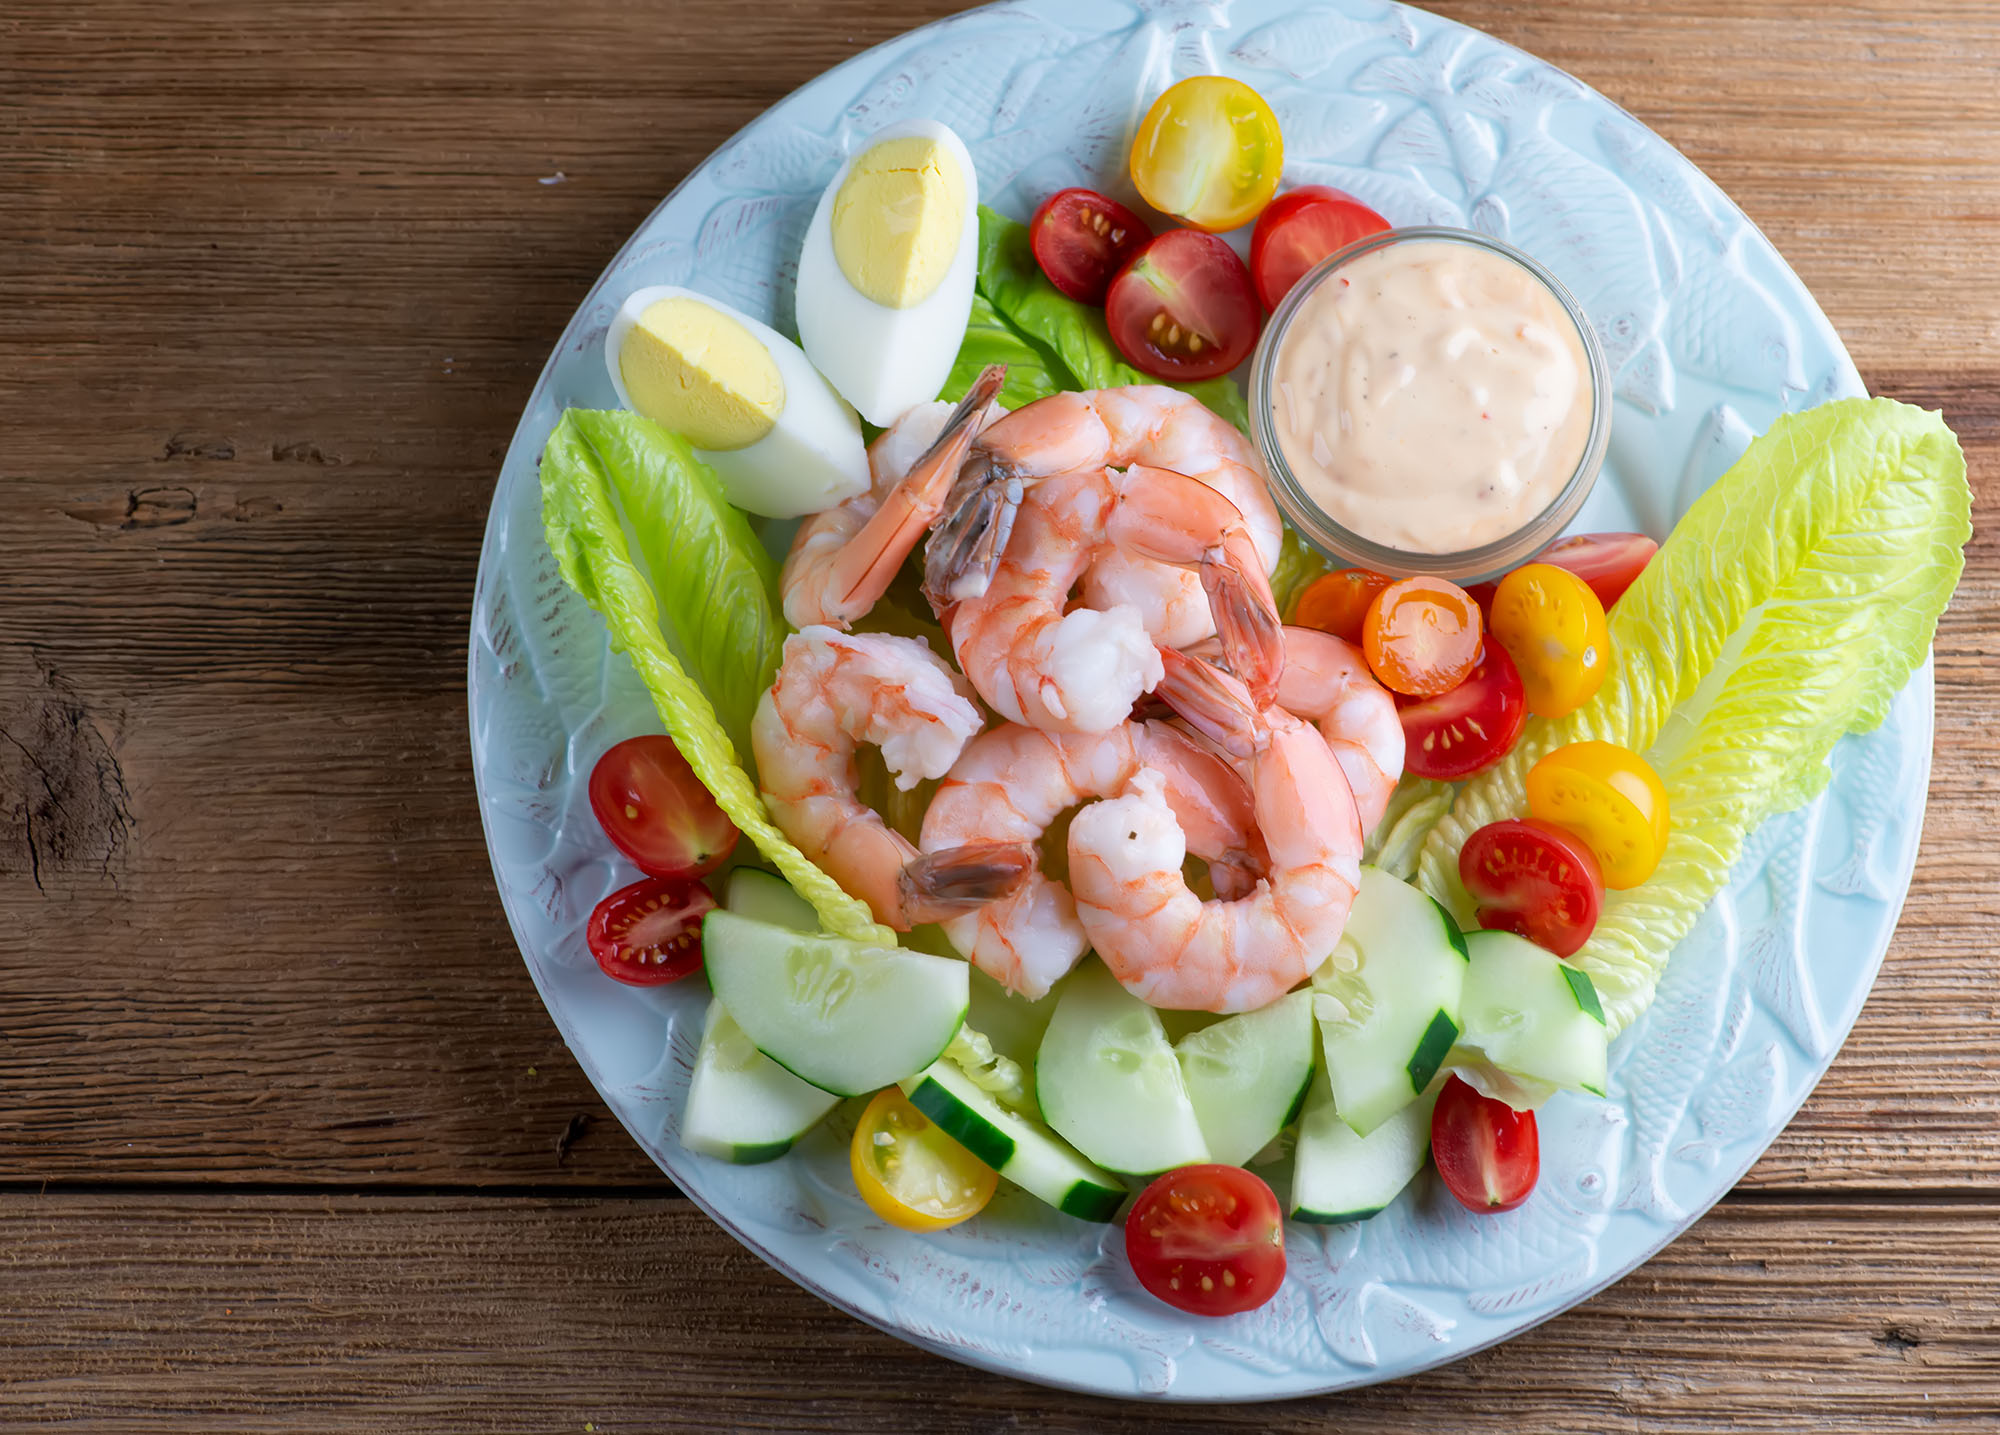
[537,78,1970,1317]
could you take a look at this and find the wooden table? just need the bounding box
[3,0,1994,1427]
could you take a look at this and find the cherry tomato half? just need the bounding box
[1105,229,1261,381]
[1362,577,1484,697]
[1248,185,1390,311]
[589,735,739,878]
[1537,532,1658,611]
[1458,818,1604,958]
[1526,741,1671,890]
[1396,641,1527,781]
[1291,566,1391,645]
[585,875,716,986]
[1125,1164,1286,1317]
[1487,563,1610,718]
[849,1088,997,1232]
[1431,1075,1540,1213]
[1129,76,1284,232]
[1030,187,1154,305]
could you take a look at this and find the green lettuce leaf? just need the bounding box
[1270,527,1335,620]
[540,409,895,945]
[974,206,1251,433]
[940,293,1069,410]
[1417,397,1969,1035]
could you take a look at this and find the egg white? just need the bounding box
[794,120,980,429]
[605,285,871,519]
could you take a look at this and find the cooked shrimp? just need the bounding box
[924,386,1281,644]
[751,625,1032,929]
[918,718,1260,999]
[945,463,1282,733]
[1191,624,1405,835]
[780,366,1002,630]
[1068,648,1363,1012]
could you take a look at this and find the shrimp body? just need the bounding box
[919,718,1259,999]
[752,626,1030,929]
[1068,649,1363,1012]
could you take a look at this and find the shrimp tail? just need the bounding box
[897,838,1038,923]
[1154,645,1261,759]
[922,460,1024,611]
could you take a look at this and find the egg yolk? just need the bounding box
[618,297,784,451]
[831,136,965,310]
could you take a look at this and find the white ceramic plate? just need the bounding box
[469,0,1930,1399]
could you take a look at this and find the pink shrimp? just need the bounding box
[1067,648,1363,1012]
[750,626,1032,929]
[780,366,1002,630]
[918,718,1261,999]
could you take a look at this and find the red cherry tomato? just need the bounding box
[1124,1164,1285,1316]
[589,735,738,878]
[1291,567,1392,645]
[1537,532,1659,611]
[1396,641,1528,780]
[1030,188,1154,305]
[1362,577,1483,697]
[1104,229,1262,381]
[585,876,716,986]
[1248,185,1390,311]
[1431,1075,1540,1213]
[1458,818,1604,957]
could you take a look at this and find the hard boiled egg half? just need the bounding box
[796,121,979,428]
[605,286,870,518]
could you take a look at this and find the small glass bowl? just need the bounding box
[1248,226,1612,584]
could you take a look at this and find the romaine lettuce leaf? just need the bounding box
[540,409,895,945]
[1417,397,1969,1035]
[940,293,1069,410]
[1271,527,1335,620]
[974,206,1252,433]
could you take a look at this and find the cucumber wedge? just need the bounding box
[724,867,820,932]
[682,998,839,1163]
[1035,961,1209,1176]
[1291,1056,1439,1224]
[1313,865,1468,1136]
[702,910,968,1097]
[1174,990,1315,1168]
[1459,929,1609,1096]
[902,1059,1127,1222]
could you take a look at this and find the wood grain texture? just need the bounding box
[1,0,1997,1422]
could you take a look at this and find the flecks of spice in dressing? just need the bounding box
[1270,240,1593,554]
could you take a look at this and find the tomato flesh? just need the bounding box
[1526,740,1671,890]
[1431,1075,1540,1213]
[1457,818,1604,958]
[1030,188,1153,305]
[589,735,739,878]
[1396,640,1527,780]
[585,875,716,986]
[1105,229,1261,381]
[1249,185,1390,311]
[1362,577,1483,697]
[1125,1164,1285,1316]
[1487,563,1610,718]
[849,1089,997,1232]
[1129,76,1284,232]
[1538,532,1658,610]
[1291,567,1391,645]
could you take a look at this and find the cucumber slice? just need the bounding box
[1313,865,1468,1136]
[1174,990,1315,1168]
[681,998,839,1163]
[1459,929,1609,1097]
[1034,960,1209,1176]
[702,910,968,1098]
[1290,1057,1439,1224]
[901,1060,1127,1222]
[724,867,819,932]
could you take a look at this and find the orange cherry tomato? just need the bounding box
[1291,567,1392,644]
[1526,741,1671,890]
[1361,577,1483,697]
[1129,77,1284,232]
[1486,563,1610,717]
[849,1089,997,1232]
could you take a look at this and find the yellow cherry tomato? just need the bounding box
[1487,563,1611,718]
[849,1088,997,1232]
[1526,741,1671,890]
[1130,76,1284,232]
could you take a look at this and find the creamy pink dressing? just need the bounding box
[1269,239,1594,554]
